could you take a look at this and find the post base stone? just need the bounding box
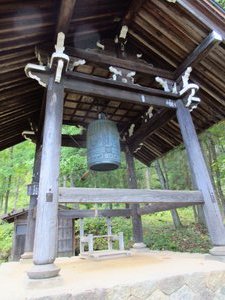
[27,263,60,279]
[21,252,33,259]
[130,243,149,252]
[209,246,225,256]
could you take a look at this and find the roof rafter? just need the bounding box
[176,0,225,39]
[175,30,222,79]
[126,109,176,154]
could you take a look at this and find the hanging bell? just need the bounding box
[87,114,121,171]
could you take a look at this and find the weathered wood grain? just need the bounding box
[33,77,64,266]
[138,202,201,215]
[58,209,131,219]
[58,187,204,204]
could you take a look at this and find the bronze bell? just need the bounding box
[87,114,120,171]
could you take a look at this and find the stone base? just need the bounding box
[209,246,225,256]
[26,274,63,290]
[27,263,60,279]
[79,250,131,260]
[205,254,225,263]
[21,252,33,259]
[130,242,149,253]
[1,252,225,299]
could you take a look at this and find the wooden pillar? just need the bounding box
[125,146,146,249]
[176,100,225,251]
[21,143,42,259]
[27,76,64,279]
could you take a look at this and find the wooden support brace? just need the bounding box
[175,31,222,79]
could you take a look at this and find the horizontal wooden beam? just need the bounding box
[175,31,222,79]
[38,46,174,79]
[23,132,127,149]
[58,208,131,219]
[138,202,201,215]
[27,68,179,109]
[22,132,86,147]
[58,201,202,219]
[64,71,178,108]
[58,187,204,204]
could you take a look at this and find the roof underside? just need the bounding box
[1,0,225,165]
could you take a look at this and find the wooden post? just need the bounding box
[79,219,85,253]
[21,143,42,259]
[176,100,225,252]
[27,76,64,279]
[106,217,113,250]
[125,146,147,250]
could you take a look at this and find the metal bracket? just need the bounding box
[50,32,69,83]
[109,66,136,84]
[27,183,39,196]
[156,67,201,111]
[24,64,47,87]
[179,83,200,111]
[25,32,70,85]
[68,58,86,71]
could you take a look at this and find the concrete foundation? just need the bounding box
[1,251,225,299]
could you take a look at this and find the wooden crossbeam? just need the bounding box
[58,208,131,219]
[58,201,201,219]
[58,187,204,204]
[27,68,178,109]
[56,0,76,34]
[138,202,200,215]
[24,132,87,148]
[175,31,222,79]
[37,46,174,79]
[25,132,126,149]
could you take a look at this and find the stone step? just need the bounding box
[79,250,131,260]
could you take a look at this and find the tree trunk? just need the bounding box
[154,159,183,229]
[145,166,151,189]
[0,177,6,211]
[63,175,67,187]
[207,134,225,215]
[4,147,14,214]
[13,177,21,210]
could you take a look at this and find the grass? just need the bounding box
[142,209,211,253]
